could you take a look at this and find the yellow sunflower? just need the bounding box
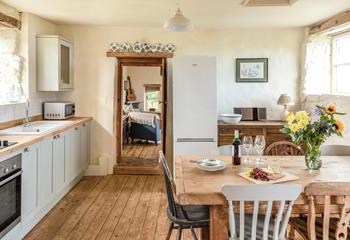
[334,119,345,134]
[325,104,337,115]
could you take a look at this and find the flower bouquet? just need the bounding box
[281,104,345,170]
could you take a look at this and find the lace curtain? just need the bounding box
[302,35,332,95]
[0,3,24,104]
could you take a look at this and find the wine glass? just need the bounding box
[254,135,266,164]
[243,136,253,164]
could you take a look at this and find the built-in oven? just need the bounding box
[0,153,21,239]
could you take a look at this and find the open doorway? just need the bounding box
[113,56,168,175]
[120,66,163,168]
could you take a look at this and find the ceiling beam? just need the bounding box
[310,9,350,35]
[0,12,21,29]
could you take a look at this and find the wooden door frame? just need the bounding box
[109,54,172,164]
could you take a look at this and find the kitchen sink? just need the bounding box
[0,121,73,135]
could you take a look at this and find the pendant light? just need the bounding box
[163,0,193,32]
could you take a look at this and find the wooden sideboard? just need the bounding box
[217,120,289,147]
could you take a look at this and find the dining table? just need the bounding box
[174,155,350,240]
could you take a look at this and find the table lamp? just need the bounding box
[277,94,294,121]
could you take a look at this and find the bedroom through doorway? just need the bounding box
[112,55,169,175]
[120,66,163,169]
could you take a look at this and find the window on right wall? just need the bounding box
[332,33,350,96]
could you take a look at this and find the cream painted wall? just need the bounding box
[55,25,304,173]
[124,66,162,110]
[302,95,350,145]
[0,13,57,123]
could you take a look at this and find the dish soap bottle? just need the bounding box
[232,130,241,165]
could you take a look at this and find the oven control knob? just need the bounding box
[12,164,17,169]
[4,168,9,174]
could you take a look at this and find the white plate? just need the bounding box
[196,159,225,172]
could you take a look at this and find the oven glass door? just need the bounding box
[0,170,21,236]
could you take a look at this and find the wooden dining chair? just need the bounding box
[289,182,350,240]
[221,184,302,240]
[265,141,304,156]
[159,151,210,240]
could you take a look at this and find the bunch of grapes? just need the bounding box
[251,168,270,181]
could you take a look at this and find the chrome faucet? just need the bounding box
[24,98,30,127]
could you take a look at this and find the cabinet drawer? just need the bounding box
[266,127,284,134]
[219,127,264,135]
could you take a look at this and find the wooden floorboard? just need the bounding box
[119,142,161,167]
[24,175,302,240]
[115,141,162,175]
[25,177,102,240]
[95,176,138,239]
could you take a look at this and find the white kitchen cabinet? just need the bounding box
[38,137,54,208]
[65,126,81,182]
[53,132,65,193]
[3,121,91,240]
[80,122,90,170]
[21,143,39,221]
[36,35,74,91]
[73,126,82,176]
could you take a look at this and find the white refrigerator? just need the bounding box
[173,55,217,158]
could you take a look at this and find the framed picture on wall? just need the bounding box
[236,58,268,83]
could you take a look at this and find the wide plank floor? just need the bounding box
[24,175,195,240]
[120,141,162,167]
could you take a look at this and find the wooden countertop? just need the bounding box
[0,117,92,158]
[218,120,284,126]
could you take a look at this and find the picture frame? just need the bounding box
[236,58,268,83]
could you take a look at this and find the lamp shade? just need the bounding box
[164,8,193,32]
[277,94,294,106]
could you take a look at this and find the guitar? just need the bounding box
[126,76,136,101]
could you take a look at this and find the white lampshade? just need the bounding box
[277,94,294,106]
[164,8,193,32]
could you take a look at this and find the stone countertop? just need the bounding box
[0,117,92,158]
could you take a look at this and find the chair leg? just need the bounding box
[166,222,174,240]
[287,225,296,240]
[176,226,183,240]
[190,227,198,240]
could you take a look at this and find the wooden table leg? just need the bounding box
[209,205,228,240]
[200,227,210,240]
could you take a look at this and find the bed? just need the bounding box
[128,112,161,144]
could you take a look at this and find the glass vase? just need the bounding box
[305,144,322,170]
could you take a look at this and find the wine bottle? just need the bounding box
[232,130,241,165]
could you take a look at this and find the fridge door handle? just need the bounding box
[176,138,215,143]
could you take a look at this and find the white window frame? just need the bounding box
[143,84,161,112]
[331,32,350,96]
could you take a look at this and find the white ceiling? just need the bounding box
[3,0,350,28]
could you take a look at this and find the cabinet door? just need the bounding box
[80,123,90,170]
[22,144,39,220]
[65,127,81,182]
[73,126,81,177]
[65,128,74,182]
[38,137,54,207]
[53,133,65,193]
[59,39,73,89]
